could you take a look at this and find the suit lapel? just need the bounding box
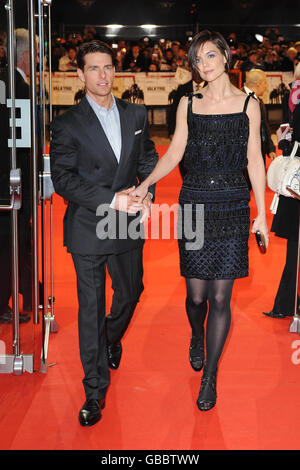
[116,98,135,165]
[79,95,119,166]
[78,96,136,189]
[112,98,135,187]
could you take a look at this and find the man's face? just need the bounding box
[68,48,77,61]
[288,50,297,60]
[257,77,267,97]
[172,44,179,55]
[77,52,115,100]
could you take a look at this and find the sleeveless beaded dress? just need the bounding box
[178,93,252,280]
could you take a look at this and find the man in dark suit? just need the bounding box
[263,69,300,319]
[50,40,158,426]
[242,68,277,189]
[0,28,33,323]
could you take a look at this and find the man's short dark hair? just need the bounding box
[76,40,115,71]
[188,30,232,83]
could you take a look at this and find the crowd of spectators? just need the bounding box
[0,26,299,74]
[48,26,300,74]
[51,28,190,73]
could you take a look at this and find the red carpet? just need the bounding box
[0,145,299,451]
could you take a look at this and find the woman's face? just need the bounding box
[195,40,227,82]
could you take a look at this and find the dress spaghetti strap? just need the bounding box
[243,92,254,113]
[186,92,203,124]
[186,92,193,126]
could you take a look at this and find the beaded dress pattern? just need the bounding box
[178,93,252,280]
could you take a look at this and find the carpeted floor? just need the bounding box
[0,145,299,451]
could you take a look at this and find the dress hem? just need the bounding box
[180,272,249,280]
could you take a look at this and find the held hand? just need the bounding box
[115,186,143,214]
[269,152,277,161]
[140,193,152,224]
[251,216,269,249]
[130,182,149,204]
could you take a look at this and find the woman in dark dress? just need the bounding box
[263,72,300,319]
[131,30,269,411]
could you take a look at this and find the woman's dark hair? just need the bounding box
[188,30,232,83]
[76,40,115,70]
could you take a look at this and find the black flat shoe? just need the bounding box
[107,342,122,370]
[262,310,292,318]
[79,398,105,427]
[0,307,30,324]
[189,332,204,372]
[197,367,217,411]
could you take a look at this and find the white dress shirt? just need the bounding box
[86,93,122,208]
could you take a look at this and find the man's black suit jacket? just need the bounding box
[241,87,276,190]
[167,80,193,137]
[241,86,276,159]
[0,69,31,224]
[50,95,158,255]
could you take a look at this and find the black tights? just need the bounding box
[185,278,234,373]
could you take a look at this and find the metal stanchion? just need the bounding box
[38,0,57,374]
[0,0,56,375]
[0,0,33,375]
[28,0,39,327]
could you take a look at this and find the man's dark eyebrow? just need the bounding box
[87,63,112,68]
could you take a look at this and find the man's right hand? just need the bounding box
[115,186,144,214]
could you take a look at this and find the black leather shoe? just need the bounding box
[79,398,105,427]
[262,310,293,318]
[19,312,31,323]
[23,304,32,313]
[107,342,122,370]
[189,333,205,372]
[0,307,30,324]
[0,312,12,323]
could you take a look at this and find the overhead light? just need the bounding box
[106,24,123,38]
[255,34,263,42]
[141,24,157,29]
[107,24,123,29]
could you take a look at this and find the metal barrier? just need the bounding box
[38,0,58,374]
[0,0,57,375]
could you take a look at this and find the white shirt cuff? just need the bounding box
[110,194,116,209]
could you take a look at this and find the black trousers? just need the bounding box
[273,238,298,315]
[0,205,32,313]
[71,246,144,400]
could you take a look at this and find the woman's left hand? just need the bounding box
[276,124,292,143]
[251,216,269,248]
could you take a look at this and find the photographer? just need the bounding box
[263,65,300,318]
[122,42,146,72]
[58,45,77,71]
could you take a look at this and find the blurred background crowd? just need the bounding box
[0,25,299,74]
